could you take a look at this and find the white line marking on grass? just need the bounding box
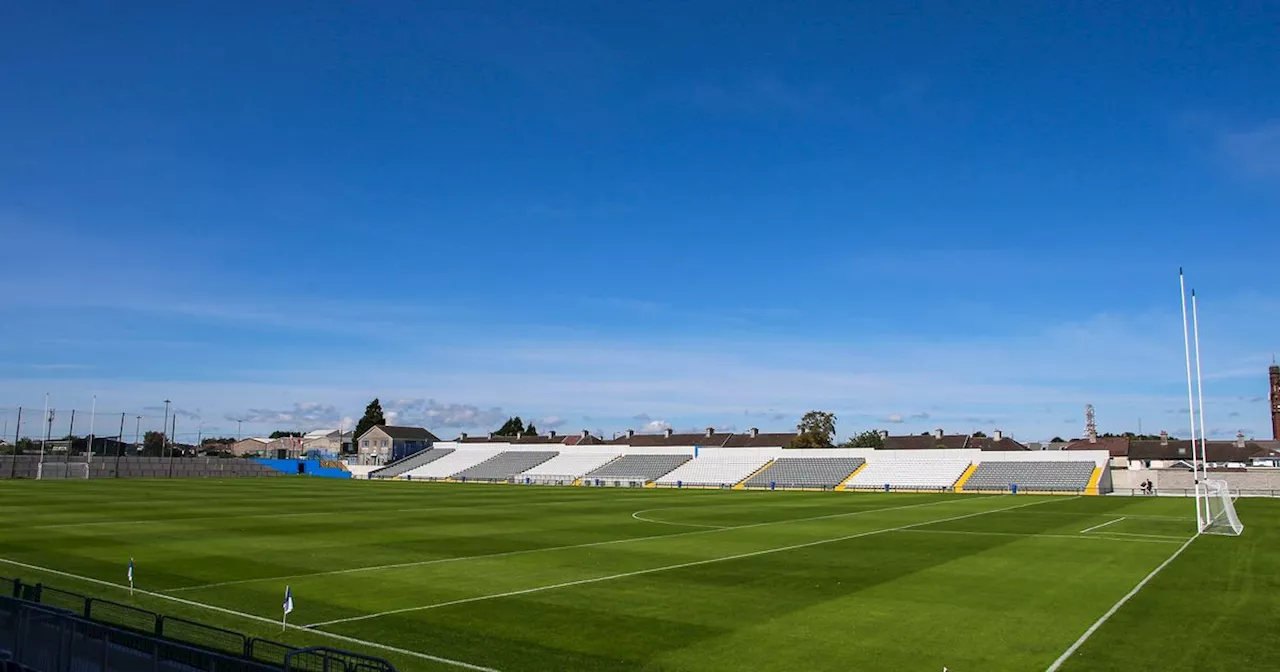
[631,509,727,529]
[34,492,716,530]
[166,495,974,593]
[1044,533,1198,672]
[1088,531,1188,540]
[897,528,1182,545]
[1079,517,1126,533]
[0,556,500,672]
[304,497,1070,628]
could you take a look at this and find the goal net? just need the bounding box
[36,462,90,480]
[1201,479,1243,536]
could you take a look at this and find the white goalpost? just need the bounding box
[36,461,90,480]
[1200,479,1244,536]
[1181,269,1242,537]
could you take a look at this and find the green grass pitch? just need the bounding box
[1,478,1277,671]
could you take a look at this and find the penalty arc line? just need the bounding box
[1079,517,1125,534]
[166,495,977,593]
[631,509,727,529]
[0,556,500,672]
[1043,533,1198,672]
[304,496,1073,628]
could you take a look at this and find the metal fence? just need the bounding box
[2,579,395,672]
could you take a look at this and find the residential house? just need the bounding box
[356,425,440,465]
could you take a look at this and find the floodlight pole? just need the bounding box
[1179,269,1203,532]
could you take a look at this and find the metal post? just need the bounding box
[1191,290,1212,525]
[66,409,75,466]
[161,400,170,459]
[87,394,96,465]
[39,394,49,464]
[1178,269,1203,532]
[168,415,176,478]
[115,413,126,478]
[9,407,19,478]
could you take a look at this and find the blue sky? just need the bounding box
[2,2,1278,443]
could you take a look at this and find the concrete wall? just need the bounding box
[1112,468,1280,494]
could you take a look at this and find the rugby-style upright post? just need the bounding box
[1178,269,1203,531]
[1191,290,1211,529]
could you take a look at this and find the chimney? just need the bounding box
[878,429,889,439]
[664,428,674,438]
[1236,431,1246,448]
[933,428,944,440]
[1160,430,1169,446]
[705,427,715,438]
[487,432,495,440]
[750,427,759,438]
[548,430,556,439]
[626,429,636,439]
[580,429,590,439]
[459,432,468,441]
[993,430,1003,442]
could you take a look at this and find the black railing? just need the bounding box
[1,577,395,672]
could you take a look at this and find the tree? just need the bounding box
[1050,436,1066,443]
[525,423,538,436]
[789,411,837,449]
[142,430,167,456]
[352,398,387,445]
[269,431,302,439]
[971,431,988,438]
[844,430,885,449]
[495,416,526,436]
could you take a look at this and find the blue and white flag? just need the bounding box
[127,558,134,583]
[283,586,294,616]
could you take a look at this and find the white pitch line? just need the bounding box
[1089,531,1189,541]
[631,509,727,529]
[34,492,722,530]
[897,528,1182,545]
[1080,517,1126,534]
[166,495,973,593]
[1044,533,1198,671]
[0,556,500,672]
[305,497,1071,628]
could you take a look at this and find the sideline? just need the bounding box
[304,497,1070,628]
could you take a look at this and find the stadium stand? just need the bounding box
[962,460,1096,492]
[845,458,972,491]
[583,454,691,485]
[520,452,622,483]
[741,457,866,489]
[402,449,505,479]
[655,455,774,488]
[368,448,454,479]
[451,451,559,481]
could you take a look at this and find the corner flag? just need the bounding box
[127,558,134,595]
[282,585,294,630]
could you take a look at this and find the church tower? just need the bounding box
[1271,361,1280,440]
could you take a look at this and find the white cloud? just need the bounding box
[536,416,568,429]
[884,413,904,424]
[382,398,508,431]
[642,419,671,433]
[231,403,340,428]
